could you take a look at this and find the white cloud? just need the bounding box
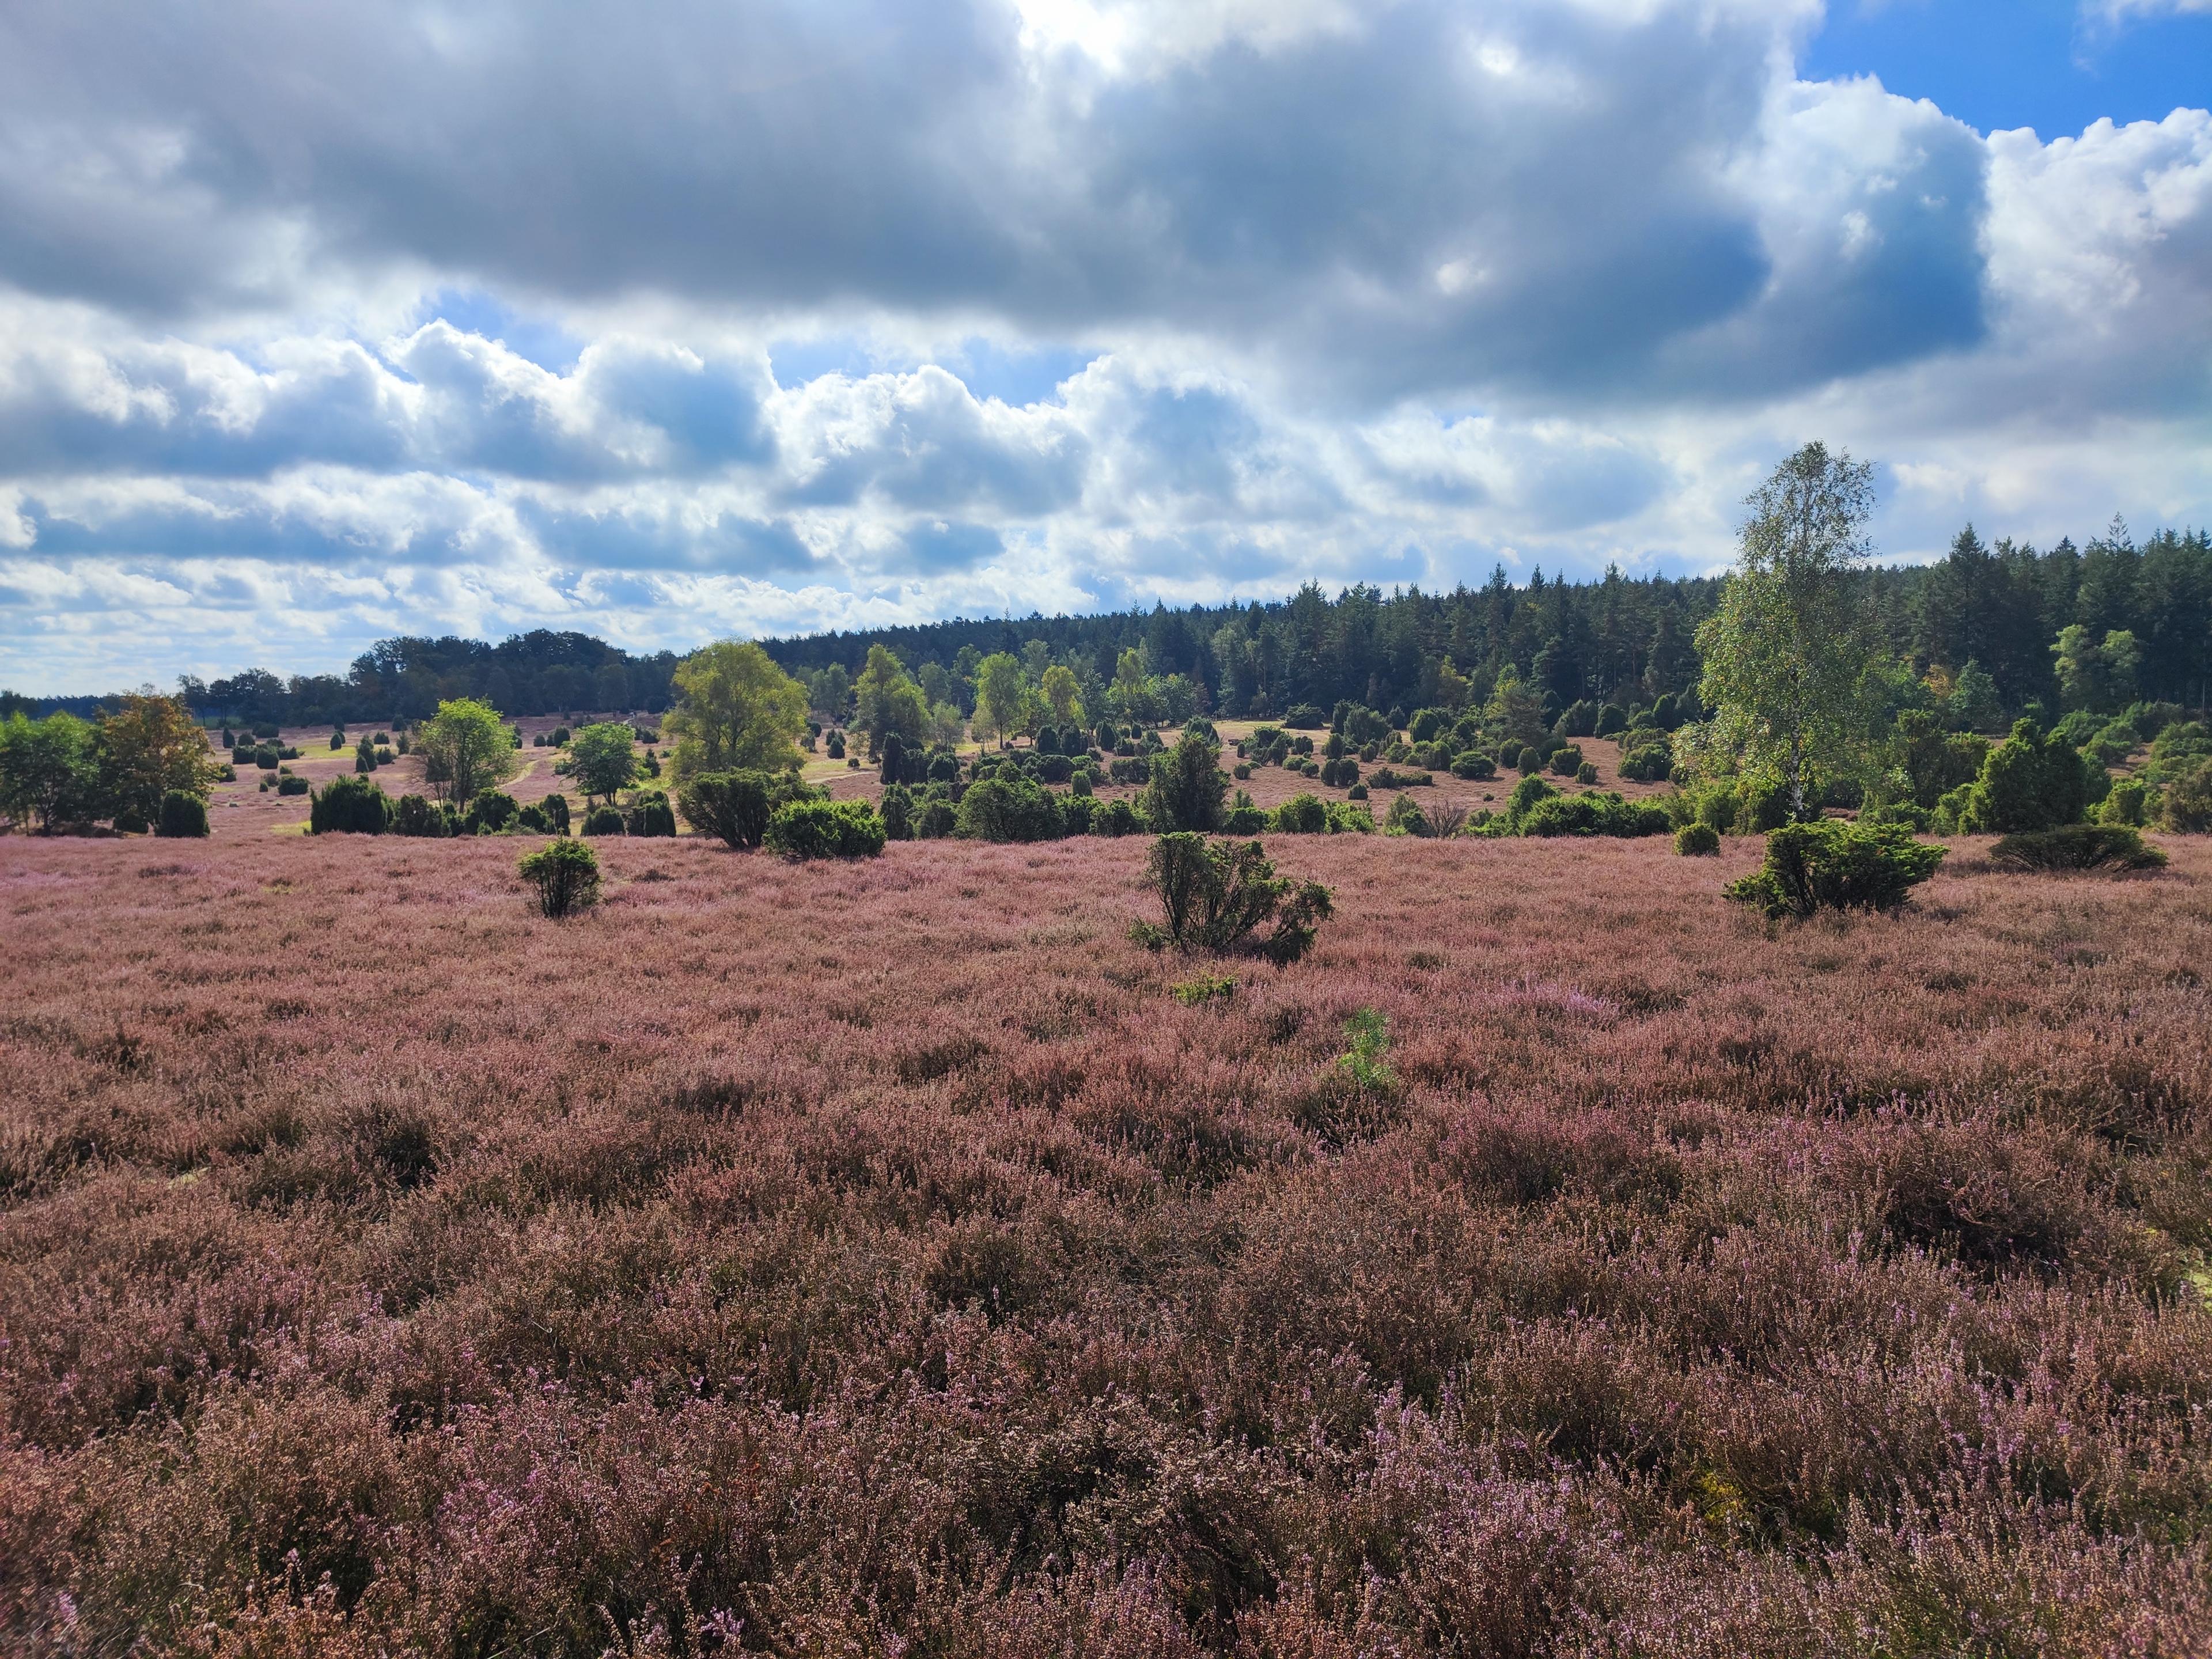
[0,0,2206,690]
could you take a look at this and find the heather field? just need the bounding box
[5,830,2212,1657]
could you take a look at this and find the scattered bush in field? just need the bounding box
[917,797,958,838]
[541,793,570,833]
[255,745,280,770]
[1726,820,1946,919]
[581,804,627,835]
[515,802,552,834]
[765,798,887,859]
[1282,703,1325,729]
[1071,770,1095,798]
[1937,719,2092,834]
[957,773,1066,842]
[1171,972,1237,1005]
[1130,832,1333,963]
[2096,778,2150,827]
[155,790,208,838]
[1548,744,1584,777]
[676,770,803,849]
[276,775,308,796]
[517,836,600,918]
[1142,729,1228,832]
[1347,782,1369,801]
[1516,745,1542,775]
[465,790,520,834]
[1595,702,1628,736]
[1089,797,1143,837]
[329,730,346,751]
[1990,824,2166,872]
[1617,735,1674,782]
[2162,758,2212,832]
[1336,1007,1395,1090]
[1384,794,1429,836]
[1516,792,1673,838]
[1575,762,1599,785]
[1368,766,1430,790]
[880,782,916,842]
[392,793,451,837]
[1108,756,1151,785]
[623,789,676,837]
[1676,823,1721,857]
[825,729,846,759]
[308,774,391,834]
[1270,793,1327,834]
[1451,751,1497,781]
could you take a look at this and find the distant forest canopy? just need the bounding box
[12,521,2208,725]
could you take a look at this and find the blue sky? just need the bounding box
[1,0,2208,691]
[1810,0,2212,137]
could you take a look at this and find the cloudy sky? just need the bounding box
[3,0,2209,692]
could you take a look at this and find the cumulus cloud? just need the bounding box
[0,0,2207,689]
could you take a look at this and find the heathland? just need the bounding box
[5,819,2212,1654]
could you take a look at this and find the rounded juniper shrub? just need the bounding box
[582,804,627,836]
[1347,782,1369,800]
[466,790,520,834]
[764,798,887,859]
[112,806,149,834]
[541,792,571,833]
[517,836,601,918]
[1070,771,1094,798]
[880,782,916,842]
[624,789,676,837]
[1988,823,2166,872]
[956,773,1066,842]
[1090,797,1144,837]
[825,729,846,759]
[391,794,448,837]
[1675,823,1721,857]
[1451,751,1497,781]
[276,775,309,796]
[309,774,392,834]
[1270,793,1328,834]
[155,789,209,838]
[1516,746,1543,776]
[1548,744,1584,777]
[1576,762,1599,786]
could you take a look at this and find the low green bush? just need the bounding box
[1090,797,1144,837]
[624,789,677,837]
[1617,738,1673,783]
[1517,791,1673,838]
[309,775,392,834]
[466,790,520,834]
[392,794,453,837]
[957,773,1067,842]
[1990,824,2165,872]
[1575,762,1599,786]
[1675,823,1719,857]
[1130,833,1332,964]
[276,775,309,796]
[765,798,887,859]
[582,804,627,835]
[1450,751,1496,781]
[2162,758,2212,832]
[518,837,600,918]
[676,770,805,849]
[1548,744,1584,777]
[156,790,209,838]
[1270,793,1327,834]
[1937,719,2092,834]
[1726,821,1946,919]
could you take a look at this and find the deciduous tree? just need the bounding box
[1696,442,1878,820]
[419,698,521,804]
[567,722,639,802]
[665,642,807,782]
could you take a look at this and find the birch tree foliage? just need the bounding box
[1695,443,1878,819]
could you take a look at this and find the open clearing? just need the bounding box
[3,831,2210,1654]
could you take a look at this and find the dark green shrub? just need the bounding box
[255,745,280,770]
[1347,783,1368,801]
[765,798,886,859]
[956,773,1066,842]
[1516,746,1541,776]
[1548,744,1584,777]
[1071,771,1095,797]
[393,794,452,837]
[466,790,520,834]
[541,793,570,833]
[155,790,209,838]
[918,798,957,838]
[1450,751,1496,781]
[1676,823,1719,857]
[1940,719,2092,833]
[624,789,676,837]
[582,804,627,836]
[1270,793,1327,834]
[881,783,916,841]
[309,775,392,834]
[1089,798,1143,837]
[251,721,279,740]
[825,730,846,759]
[113,807,149,834]
[232,745,253,766]
[1595,703,1627,737]
[1726,821,1947,919]
[329,730,346,751]
[2160,759,2212,832]
[1618,738,1673,783]
[676,770,802,849]
[516,803,552,834]
[1575,762,1598,785]
[1130,833,1333,963]
[1517,792,1673,838]
[1384,794,1428,836]
[1407,709,1445,744]
[1283,704,1325,730]
[1990,824,2165,872]
[1221,801,1268,835]
[517,837,600,918]
[354,737,378,773]
[276,775,309,796]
